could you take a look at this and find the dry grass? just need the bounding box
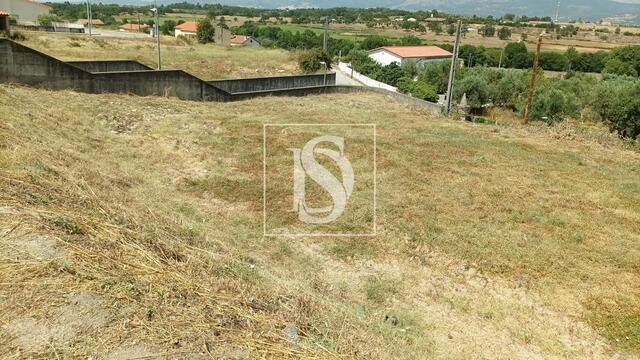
[17,32,299,80]
[0,85,639,358]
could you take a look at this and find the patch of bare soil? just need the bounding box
[4,293,109,353]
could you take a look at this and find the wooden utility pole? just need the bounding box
[524,37,542,124]
[445,20,462,113]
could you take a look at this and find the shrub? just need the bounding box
[395,77,438,102]
[410,81,439,102]
[592,78,640,139]
[298,48,332,74]
[369,62,408,87]
[360,35,389,50]
[196,18,214,44]
[539,52,570,71]
[530,86,579,123]
[453,74,491,110]
[417,60,450,94]
[498,27,512,40]
[9,31,27,41]
[603,59,638,77]
[504,42,532,69]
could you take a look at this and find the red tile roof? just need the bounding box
[119,23,149,31]
[369,46,453,59]
[230,35,249,44]
[175,21,198,33]
[0,11,9,16]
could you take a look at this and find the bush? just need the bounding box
[9,31,27,41]
[410,81,439,102]
[196,18,214,44]
[453,74,491,110]
[396,77,438,102]
[592,78,640,139]
[530,86,579,123]
[539,52,570,71]
[603,58,638,77]
[369,62,408,87]
[417,60,450,94]
[298,48,332,74]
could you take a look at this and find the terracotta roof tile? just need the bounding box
[175,21,198,33]
[230,35,249,44]
[369,46,452,59]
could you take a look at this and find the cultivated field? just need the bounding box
[1,83,639,358]
[17,32,300,80]
[275,22,640,53]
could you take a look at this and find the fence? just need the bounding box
[338,62,397,92]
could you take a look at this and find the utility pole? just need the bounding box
[445,20,462,113]
[498,46,504,68]
[323,16,328,51]
[555,0,561,23]
[152,0,161,70]
[86,0,92,36]
[524,37,542,124]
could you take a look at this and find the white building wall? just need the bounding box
[338,62,397,92]
[174,29,196,37]
[368,50,403,66]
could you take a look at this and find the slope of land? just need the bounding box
[16,32,299,80]
[0,85,639,358]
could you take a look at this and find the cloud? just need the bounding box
[609,0,640,4]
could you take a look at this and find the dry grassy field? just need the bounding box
[0,81,639,358]
[17,32,299,80]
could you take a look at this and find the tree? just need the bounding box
[360,35,389,50]
[427,21,443,35]
[298,48,332,74]
[481,25,496,37]
[400,35,421,46]
[447,23,456,36]
[453,74,491,110]
[593,78,640,138]
[196,18,214,44]
[503,13,516,22]
[603,58,638,77]
[498,27,512,40]
[539,52,570,71]
[503,42,531,69]
[161,20,176,35]
[37,14,61,25]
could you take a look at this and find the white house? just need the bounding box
[174,21,197,37]
[368,46,453,66]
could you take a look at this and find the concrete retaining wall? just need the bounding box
[68,60,153,73]
[208,73,335,94]
[0,39,229,101]
[0,39,441,111]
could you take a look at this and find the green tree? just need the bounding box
[447,23,456,36]
[539,52,570,71]
[453,74,491,110]
[360,35,389,50]
[498,27,512,40]
[196,18,214,44]
[400,35,421,46]
[503,42,531,69]
[298,48,332,74]
[481,25,496,37]
[593,78,640,138]
[603,58,638,77]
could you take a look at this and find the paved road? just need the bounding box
[335,67,363,86]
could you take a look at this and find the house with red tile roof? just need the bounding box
[230,34,260,47]
[368,46,452,66]
[174,21,197,37]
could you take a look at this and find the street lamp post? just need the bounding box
[319,61,327,85]
[151,1,161,70]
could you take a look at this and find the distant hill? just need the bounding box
[157,0,640,23]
